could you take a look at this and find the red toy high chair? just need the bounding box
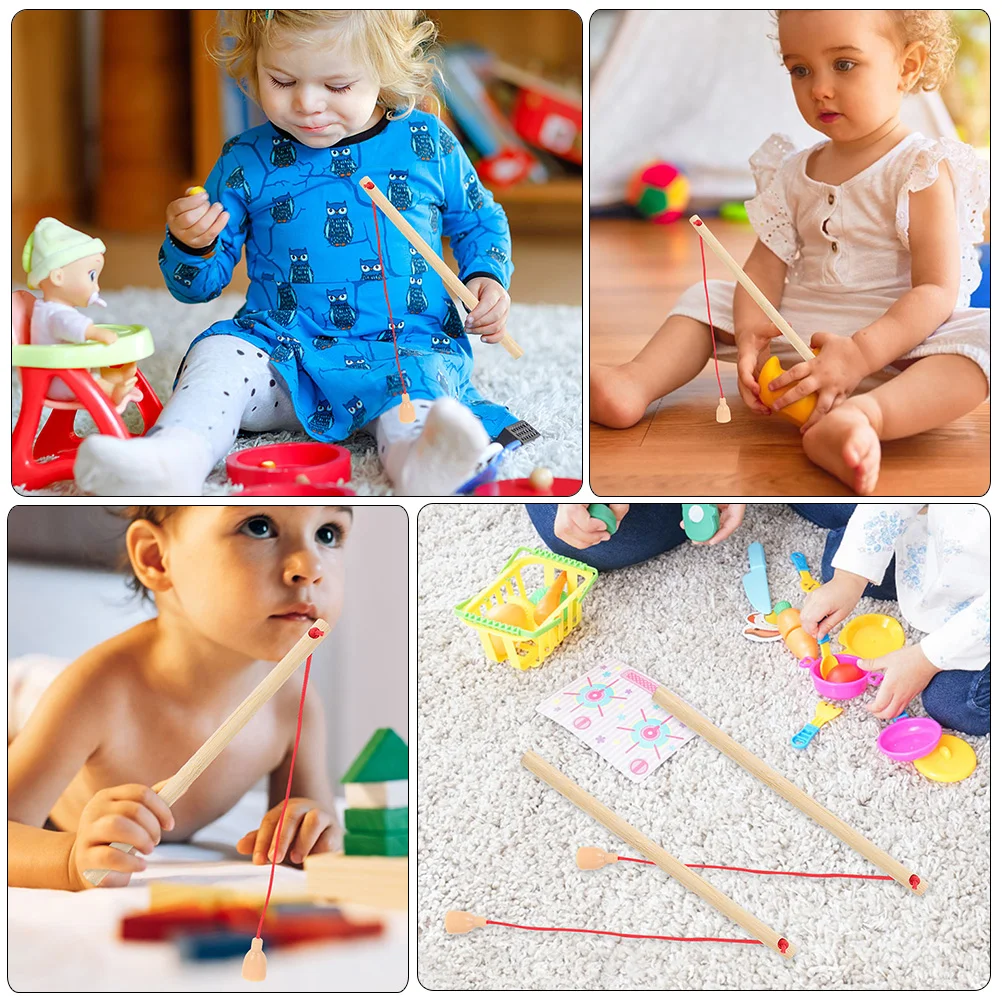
[11,290,163,491]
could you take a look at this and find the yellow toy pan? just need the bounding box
[837,614,906,659]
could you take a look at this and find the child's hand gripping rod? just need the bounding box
[81,619,331,887]
[688,214,814,362]
[359,176,524,360]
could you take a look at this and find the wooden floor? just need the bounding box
[590,219,990,496]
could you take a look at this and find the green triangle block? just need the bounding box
[341,728,408,783]
[345,807,409,832]
[344,832,408,857]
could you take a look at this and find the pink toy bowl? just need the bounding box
[226,442,351,492]
[877,717,943,762]
[799,654,883,701]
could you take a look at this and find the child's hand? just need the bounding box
[166,189,230,249]
[69,784,174,889]
[735,322,784,415]
[800,569,869,638]
[767,332,868,431]
[679,504,746,545]
[237,798,338,866]
[861,645,940,720]
[554,504,629,549]
[463,276,511,343]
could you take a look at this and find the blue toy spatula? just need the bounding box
[742,542,771,613]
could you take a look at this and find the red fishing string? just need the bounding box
[617,856,893,881]
[697,232,726,399]
[486,920,761,946]
[370,197,409,406]
[254,651,314,940]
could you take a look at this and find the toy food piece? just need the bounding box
[757,356,817,426]
[587,503,618,535]
[486,602,536,658]
[877,717,942,762]
[838,614,906,660]
[773,601,819,660]
[824,662,865,684]
[913,734,977,782]
[186,186,207,196]
[683,504,720,542]
[533,570,567,624]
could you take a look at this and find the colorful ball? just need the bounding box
[626,161,690,224]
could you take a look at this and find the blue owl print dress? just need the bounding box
[158,111,522,442]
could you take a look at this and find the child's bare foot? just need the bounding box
[590,363,651,429]
[802,401,882,495]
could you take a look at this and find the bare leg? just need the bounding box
[591,315,726,429]
[802,355,988,495]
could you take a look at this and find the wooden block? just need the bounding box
[344,833,408,857]
[340,728,408,784]
[344,807,408,832]
[304,852,407,911]
[344,779,408,809]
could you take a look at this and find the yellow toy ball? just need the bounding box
[757,356,817,427]
[186,185,207,196]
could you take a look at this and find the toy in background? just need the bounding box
[455,547,598,670]
[772,602,819,661]
[342,729,408,857]
[626,161,690,224]
[467,467,582,496]
[741,541,771,611]
[587,503,619,535]
[303,729,409,911]
[12,221,163,491]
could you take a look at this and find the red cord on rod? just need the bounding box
[618,855,893,881]
[486,919,761,946]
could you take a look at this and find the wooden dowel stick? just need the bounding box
[360,175,524,360]
[651,687,927,895]
[82,619,331,887]
[688,214,814,362]
[521,750,796,957]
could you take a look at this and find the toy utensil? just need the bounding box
[791,701,843,749]
[838,614,906,660]
[359,176,523,359]
[790,552,822,593]
[587,503,618,535]
[688,215,813,362]
[819,634,838,679]
[651,685,927,894]
[521,750,796,956]
[742,542,772,613]
[81,620,330,889]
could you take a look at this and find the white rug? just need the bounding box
[417,504,989,990]
[12,289,581,495]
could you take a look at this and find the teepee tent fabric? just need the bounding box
[590,10,957,207]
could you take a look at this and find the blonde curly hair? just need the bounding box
[774,10,957,92]
[211,10,440,117]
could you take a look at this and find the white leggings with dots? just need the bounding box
[155,335,429,484]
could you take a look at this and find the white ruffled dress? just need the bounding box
[669,132,990,384]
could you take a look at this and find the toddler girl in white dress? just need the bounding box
[592,10,989,494]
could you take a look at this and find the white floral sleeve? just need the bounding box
[831,505,925,583]
[921,591,990,672]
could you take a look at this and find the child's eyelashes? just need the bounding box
[267,75,353,94]
[240,515,277,539]
[833,59,856,73]
[788,60,857,79]
[316,523,343,548]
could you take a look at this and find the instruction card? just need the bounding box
[536,661,697,783]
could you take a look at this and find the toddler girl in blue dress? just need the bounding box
[76,9,529,495]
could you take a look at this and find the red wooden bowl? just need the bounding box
[234,482,356,497]
[226,442,351,491]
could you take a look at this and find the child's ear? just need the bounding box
[899,40,927,92]
[126,520,172,594]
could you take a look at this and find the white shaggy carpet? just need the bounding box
[12,288,581,495]
[417,504,989,990]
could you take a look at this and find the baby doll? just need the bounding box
[22,217,138,405]
[592,10,988,494]
[8,506,348,889]
[74,10,535,496]
[801,504,989,735]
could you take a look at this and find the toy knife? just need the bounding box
[742,542,771,613]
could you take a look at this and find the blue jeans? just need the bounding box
[921,665,990,736]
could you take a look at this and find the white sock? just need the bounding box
[73,426,215,496]
[397,397,491,495]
